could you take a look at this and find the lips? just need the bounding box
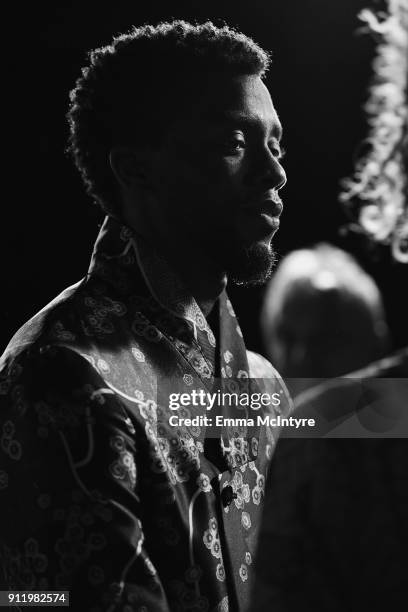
[243,196,283,219]
[239,199,282,239]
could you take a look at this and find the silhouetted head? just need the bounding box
[68,20,287,285]
[261,243,390,383]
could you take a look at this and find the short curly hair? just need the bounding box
[67,20,271,215]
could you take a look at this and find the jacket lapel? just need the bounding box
[218,292,262,466]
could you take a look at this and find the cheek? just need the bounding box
[200,153,245,182]
[189,157,247,207]
[156,152,247,219]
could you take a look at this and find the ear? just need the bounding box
[109,146,152,191]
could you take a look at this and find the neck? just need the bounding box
[122,204,228,317]
[165,246,227,318]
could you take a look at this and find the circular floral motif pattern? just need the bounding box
[257,474,265,491]
[196,473,212,493]
[131,347,146,362]
[37,494,51,509]
[88,533,107,551]
[110,435,126,453]
[184,564,202,583]
[216,563,226,582]
[208,330,217,347]
[1,431,22,460]
[241,511,251,530]
[2,420,15,438]
[237,370,249,378]
[109,438,137,488]
[252,486,262,505]
[203,517,223,560]
[183,374,194,386]
[239,563,248,582]
[223,350,233,364]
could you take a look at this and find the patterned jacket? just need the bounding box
[0,216,291,612]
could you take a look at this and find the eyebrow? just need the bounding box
[202,111,283,140]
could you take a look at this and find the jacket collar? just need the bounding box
[88,216,260,465]
[88,216,216,346]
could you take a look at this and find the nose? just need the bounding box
[253,146,287,191]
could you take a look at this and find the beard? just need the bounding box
[166,203,279,286]
[225,241,278,287]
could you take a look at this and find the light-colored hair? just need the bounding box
[261,243,389,378]
[341,0,408,262]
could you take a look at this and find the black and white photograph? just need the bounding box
[1,1,407,610]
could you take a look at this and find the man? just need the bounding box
[0,21,290,611]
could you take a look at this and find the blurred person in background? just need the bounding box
[261,243,390,397]
[252,0,408,609]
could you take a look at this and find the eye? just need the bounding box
[223,134,246,154]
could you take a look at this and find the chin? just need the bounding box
[228,241,278,287]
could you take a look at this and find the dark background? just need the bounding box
[2,0,407,355]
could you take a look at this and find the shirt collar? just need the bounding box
[88,215,216,345]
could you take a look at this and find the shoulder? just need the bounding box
[0,343,131,474]
[0,343,104,405]
[246,350,293,414]
[246,350,279,378]
[2,281,85,361]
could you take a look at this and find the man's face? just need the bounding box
[150,73,287,285]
